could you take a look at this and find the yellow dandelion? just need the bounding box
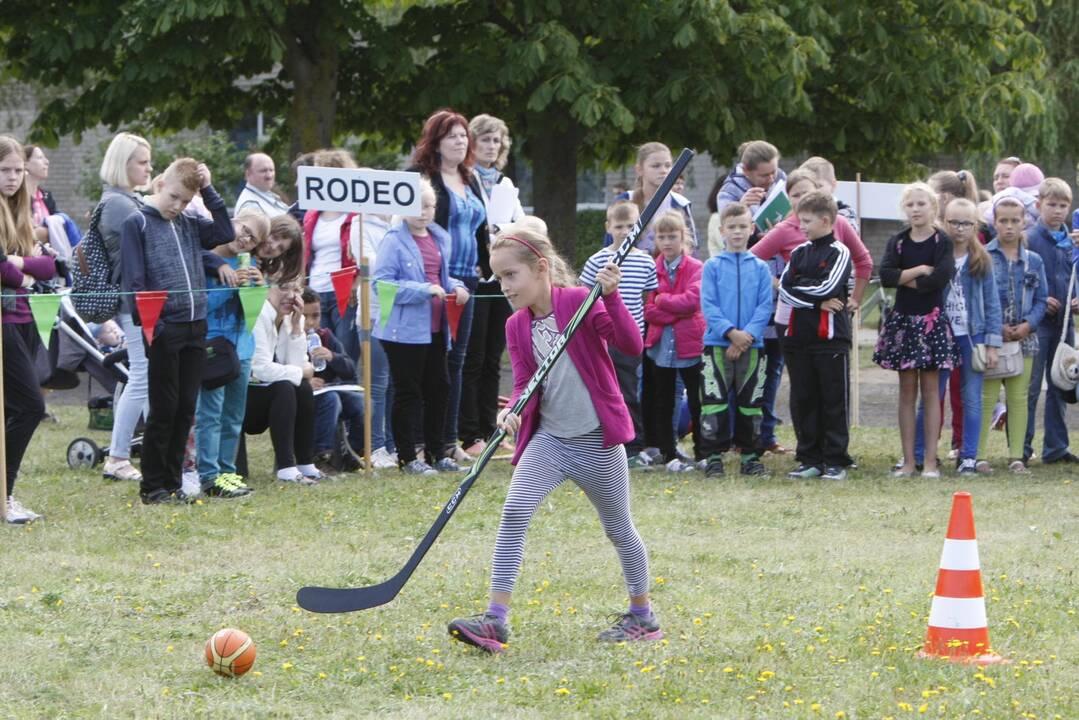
[555,688,571,696]
[442,692,453,700]
[281,662,293,670]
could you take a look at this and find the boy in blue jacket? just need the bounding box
[120,158,234,504]
[699,202,774,478]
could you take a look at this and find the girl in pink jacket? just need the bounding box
[448,225,661,653]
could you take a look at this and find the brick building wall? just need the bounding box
[0,81,115,228]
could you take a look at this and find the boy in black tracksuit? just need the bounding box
[120,159,234,504]
[777,191,853,480]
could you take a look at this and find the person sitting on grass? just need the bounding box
[300,288,364,474]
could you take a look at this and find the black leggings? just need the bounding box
[459,289,512,445]
[3,323,46,496]
[244,379,315,469]
[381,335,449,465]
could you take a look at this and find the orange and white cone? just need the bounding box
[918,491,1007,664]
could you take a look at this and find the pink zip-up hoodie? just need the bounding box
[505,286,643,465]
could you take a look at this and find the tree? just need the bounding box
[0,0,381,158]
[1,0,1062,257]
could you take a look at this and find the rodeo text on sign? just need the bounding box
[297,166,422,216]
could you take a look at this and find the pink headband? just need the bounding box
[505,235,543,258]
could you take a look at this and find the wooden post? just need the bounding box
[358,214,372,477]
[852,172,862,427]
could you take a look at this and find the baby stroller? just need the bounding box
[52,296,144,469]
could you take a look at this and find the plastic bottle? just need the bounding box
[307,330,327,371]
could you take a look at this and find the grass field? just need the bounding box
[3,407,1077,719]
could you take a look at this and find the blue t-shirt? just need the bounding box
[205,256,255,361]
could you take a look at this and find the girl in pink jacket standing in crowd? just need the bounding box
[447,225,661,653]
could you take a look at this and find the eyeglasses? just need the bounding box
[947,220,975,229]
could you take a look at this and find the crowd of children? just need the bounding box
[3,123,1078,536]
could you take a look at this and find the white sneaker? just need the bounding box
[370,447,398,469]
[665,459,694,473]
[6,496,40,524]
[103,458,142,482]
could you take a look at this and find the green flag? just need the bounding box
[28,293,62,350]
[376,281,398,327]
[238,285,269,334]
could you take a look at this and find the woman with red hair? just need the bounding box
[408,108,489,469]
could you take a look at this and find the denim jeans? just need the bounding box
[915,335,982,462]
[109,313,150,459]
[195,358,251,484]
[317,291,360,368]
[314,388,365,453]
[369,338,394,453]
[1024,323,1074,461]
[444,277,478,450]
[759,338,784,446]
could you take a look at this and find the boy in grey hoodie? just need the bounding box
[120,158,234,504]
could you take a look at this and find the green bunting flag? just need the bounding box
[238,285,269,334]
[27,293,62,350]
[376,281,398,327]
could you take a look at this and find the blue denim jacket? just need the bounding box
[945,256,1003,348]
[372,221,463,348]
[985,238,1047,337]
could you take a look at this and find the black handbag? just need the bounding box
[201,336,241,390]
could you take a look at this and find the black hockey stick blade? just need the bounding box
[296,148,696,613]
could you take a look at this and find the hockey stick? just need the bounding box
[297,148,696,613]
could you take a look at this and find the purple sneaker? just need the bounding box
[448,613,509,653]
[597,612,663,643]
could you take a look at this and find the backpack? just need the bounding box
[70,201,122,322]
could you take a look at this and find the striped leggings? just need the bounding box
[490,429,651,597]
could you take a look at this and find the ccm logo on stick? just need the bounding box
[297,166,422,217]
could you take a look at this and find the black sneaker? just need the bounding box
[1044,452,1079,465]
[740,458,770,477]
[173,489,199,504]
[596,612,663,643]
[704,456,725,478]
[140,489,175,505]
[334,425,364,471]
[448,613,510,653]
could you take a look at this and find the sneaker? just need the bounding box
[204,473,252,499]
[173,488,199,504]
[627,452,653,470]
[103,459,142,482]
[1044,452,1079,465]
[787,464,822,479]
[822,466,847,480]
[957,458,978,475]
[313,451,339,477]
[892,457,924,473]
[921,468,941,479]
[434,457,464,473]
[665,458,694,473]
[370,447,398,470]
[140,489,175,505]
[704,456,725,478]
[5,496,40,523]
[975,459,993,474]
[695,459,708,472]
[401,459,438,477]
[279,468,320,486]
[741,458,770,477]
[448,613,510,653]
[642,447,663,463]
[596,612,663,643]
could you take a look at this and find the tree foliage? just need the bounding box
[0,0,1069,251]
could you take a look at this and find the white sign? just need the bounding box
[835,181,906,221]
[297,166,422,216]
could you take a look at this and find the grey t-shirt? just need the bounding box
[531,314,600,437]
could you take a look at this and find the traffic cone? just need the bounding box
[918,492,1007,664]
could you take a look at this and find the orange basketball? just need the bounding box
[205,628,256,677]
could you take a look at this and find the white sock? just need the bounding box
[277,467,300,481]
[297,464,319,476]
